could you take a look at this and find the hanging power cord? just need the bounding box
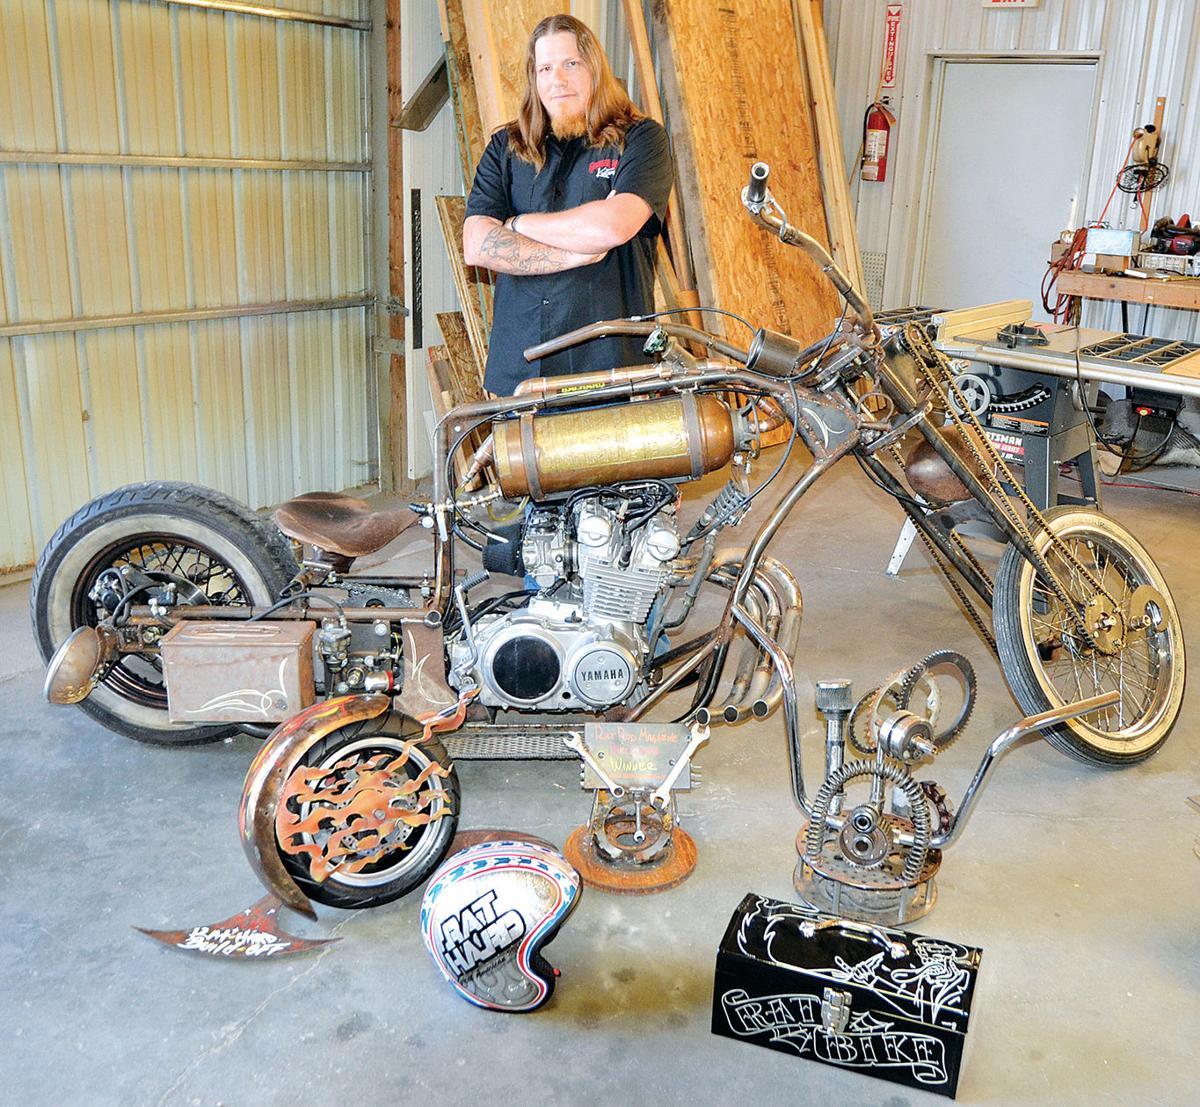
[1042,136,1161,325]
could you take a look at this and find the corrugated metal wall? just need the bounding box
[0,0,374,573]
[825,0,1200,340]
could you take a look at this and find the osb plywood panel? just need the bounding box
[656,0,839,342]
[462,0,561,136]
[441,0,485,173]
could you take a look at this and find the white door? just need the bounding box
[918,61,1096,314]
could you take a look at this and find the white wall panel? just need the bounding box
[401,0,465,479]
[826,0,1200,341]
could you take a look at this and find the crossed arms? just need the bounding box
[462,192,653,275]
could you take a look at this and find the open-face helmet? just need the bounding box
[420,839,581,1012]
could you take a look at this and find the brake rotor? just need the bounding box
[563,789,698,894]
[276,744,454,883]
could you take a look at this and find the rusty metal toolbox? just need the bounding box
[161,620,315,724]
[711,893,982,1099]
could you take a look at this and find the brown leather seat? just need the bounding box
[274,491,419,559]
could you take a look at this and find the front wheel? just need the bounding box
[275,713,460,910]
[993,507,1185,765]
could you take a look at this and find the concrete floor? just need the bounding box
[3,459,1198,1106]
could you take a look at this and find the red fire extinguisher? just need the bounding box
[861,99,896,182]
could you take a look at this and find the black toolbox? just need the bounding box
[711,893,982,1098]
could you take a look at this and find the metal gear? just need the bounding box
[848,650,976,754]
[898,649,976,750]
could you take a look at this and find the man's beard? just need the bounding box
[550,109,588,141]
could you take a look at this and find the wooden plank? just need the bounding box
[621,0,693,287]
[435,311,487,406]
[1056,271,1200,311]
[385,0,407,490]
[434,195,490,378]
[440,0,485,179]
[461,1,560,137]
[425,343,455,417]
[654,1,841,343]
[794,0,867,299]
[621,0,701,332]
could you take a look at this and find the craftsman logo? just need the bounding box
[984,429,1025,459]
[589,157,618,179]
[438,890,526,974]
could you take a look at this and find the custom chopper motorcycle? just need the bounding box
[35,164,1185,913]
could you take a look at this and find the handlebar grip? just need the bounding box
[747,161,770,204]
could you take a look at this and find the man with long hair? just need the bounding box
[463,14,674,396]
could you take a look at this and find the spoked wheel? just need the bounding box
[275,713,460,910]
[31,481,298,744]
[993,507,1185,765]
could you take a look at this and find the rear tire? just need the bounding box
[31,481,298,745]
[993,507,1185,765]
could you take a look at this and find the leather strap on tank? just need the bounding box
[519,413,544,501]
[681,392,704,480]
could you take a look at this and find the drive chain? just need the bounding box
[902,323,1113,648]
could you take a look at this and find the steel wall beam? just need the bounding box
[139,0,370,31]
[0,295,373,339]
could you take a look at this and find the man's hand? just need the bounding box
[463,215,606,275]
[508,193,654,254]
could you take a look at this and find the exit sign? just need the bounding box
[982,0,1040,7]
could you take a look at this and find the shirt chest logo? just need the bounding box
[589,157,618,180]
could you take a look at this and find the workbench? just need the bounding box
[1056,270,1200,311]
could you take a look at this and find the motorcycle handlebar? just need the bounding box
[523,319,749,365]
[747,161,769,205]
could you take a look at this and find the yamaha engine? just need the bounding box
[448,485,680,713]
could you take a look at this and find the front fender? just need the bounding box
[239,694,390,918]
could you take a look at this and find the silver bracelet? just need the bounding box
[510,214,521,236]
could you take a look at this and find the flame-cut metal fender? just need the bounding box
[239,693,391,919]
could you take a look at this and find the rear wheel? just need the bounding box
[31,481,298,745]
[275,713,460,910]
[993,507,1185,765]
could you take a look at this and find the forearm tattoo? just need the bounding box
[477,225,590,275]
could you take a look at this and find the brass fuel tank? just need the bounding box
[494,393,734,499]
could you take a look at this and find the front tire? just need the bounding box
[993,507,1185,765]
[30,481,298,745]
[275,713,460,910]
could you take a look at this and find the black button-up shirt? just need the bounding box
[465,119,674,395]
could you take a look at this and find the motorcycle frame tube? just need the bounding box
[239,693,391,918]
[745,205,878,342]
[732,599,813,818]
